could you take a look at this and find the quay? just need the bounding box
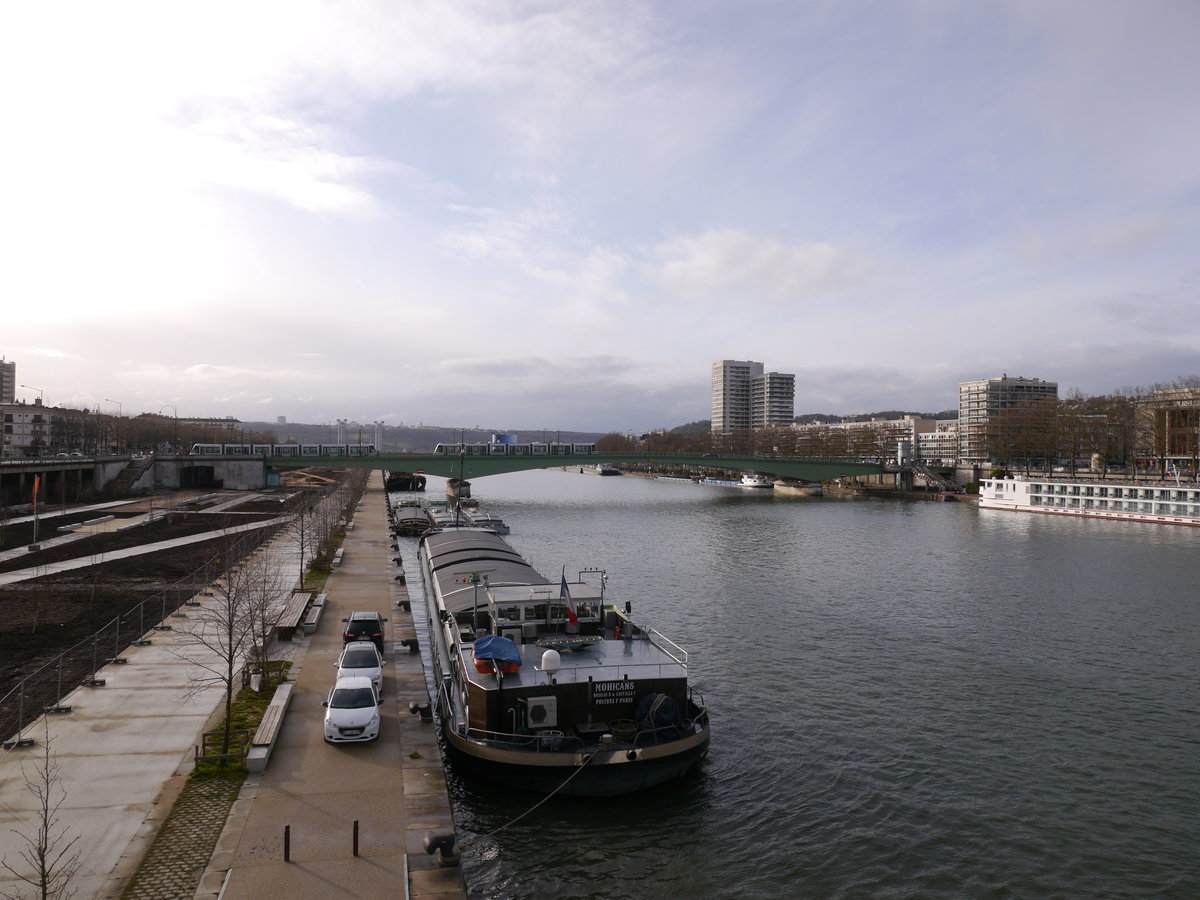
[204,473,466,898]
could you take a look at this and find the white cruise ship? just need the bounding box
[979,477,1200,526]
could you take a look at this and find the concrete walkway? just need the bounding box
[203,473,467,898]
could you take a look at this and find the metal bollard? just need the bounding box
[284,824,291,862]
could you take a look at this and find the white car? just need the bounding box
[335,641,384,698]
[322,676,381,743]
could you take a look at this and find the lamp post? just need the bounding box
[20,384,45,404]
[159,404,178,452]
[104,399,122,454]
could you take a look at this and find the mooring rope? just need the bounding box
[458,753,595,852]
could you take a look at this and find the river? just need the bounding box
[395,469,1198,899]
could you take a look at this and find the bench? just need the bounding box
[247,682,293,773]
[303,594,327,635]
[331,548,344,568]
[274,591,312,641]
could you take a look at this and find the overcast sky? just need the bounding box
[3,1,1197,433]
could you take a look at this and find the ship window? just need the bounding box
[526,605,547,621]
[495,606,521,623]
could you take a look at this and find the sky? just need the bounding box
[3,0,1198,433]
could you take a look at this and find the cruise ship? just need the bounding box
[978,476,1200,526]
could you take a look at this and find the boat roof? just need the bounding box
[423,527,550,613]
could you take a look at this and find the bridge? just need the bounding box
[265,452,884,482]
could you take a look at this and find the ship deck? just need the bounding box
[460,636,686,691]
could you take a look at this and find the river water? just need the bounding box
[395,469,1198,899]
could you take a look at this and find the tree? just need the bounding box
[0,722,81,900]
[173,527,284,755]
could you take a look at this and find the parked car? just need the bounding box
[342,611,387,652]
[335,641,384,698]
[322,676,381,743]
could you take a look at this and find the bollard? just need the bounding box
[284,825,291,862]
[353,819,359,857]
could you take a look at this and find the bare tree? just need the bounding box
[1,721,81,900]
[172,529,273,755]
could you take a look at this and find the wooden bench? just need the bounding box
[274,591,312,641]
[252,703,285,747]
[247,682,293,773]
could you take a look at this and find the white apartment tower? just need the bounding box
[0,357,14,404]
[712,360,795,433]
[958,374,1058,466]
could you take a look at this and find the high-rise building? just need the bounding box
[752,371,796,430]
[711,360,795,433]
[958,374,1058,466]
[0,357,14,404]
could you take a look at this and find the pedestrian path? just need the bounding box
[203,474,467,899]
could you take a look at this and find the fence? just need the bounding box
[0,525,284,746]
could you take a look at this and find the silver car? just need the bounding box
[335,641,384,698]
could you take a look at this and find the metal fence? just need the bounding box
[1,525,283,747]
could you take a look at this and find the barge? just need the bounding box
[417,527,710,796]
[979,476,1200,526]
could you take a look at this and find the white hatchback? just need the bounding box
[322,676,381,743]
[335,641,384,698]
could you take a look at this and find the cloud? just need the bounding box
[651,229,868,305]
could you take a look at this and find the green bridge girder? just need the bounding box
[267,452,883,482]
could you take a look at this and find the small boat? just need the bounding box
[384,471,427,492]
[418,527,710,797]
[463,507,510,534]
[739,474,774,489]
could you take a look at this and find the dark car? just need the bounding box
[342,611,387,651]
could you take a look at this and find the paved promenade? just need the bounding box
[200,474,466,899]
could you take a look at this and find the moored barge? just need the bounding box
[417,527,710,796]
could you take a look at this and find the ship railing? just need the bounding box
[465,726,586,753]
[642,627,688,668]
[534,659,688,683]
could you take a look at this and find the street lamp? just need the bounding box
[160,404,178,452]
[105,399,122,454]
[20,384,44,404]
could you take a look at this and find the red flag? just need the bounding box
[32,475,40,505]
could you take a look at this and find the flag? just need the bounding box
[32,475,40,505]
[560,566,578,627]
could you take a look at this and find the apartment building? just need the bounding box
[958,375,1058,466]
[0,357,15,404]
[711,360,795,433]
